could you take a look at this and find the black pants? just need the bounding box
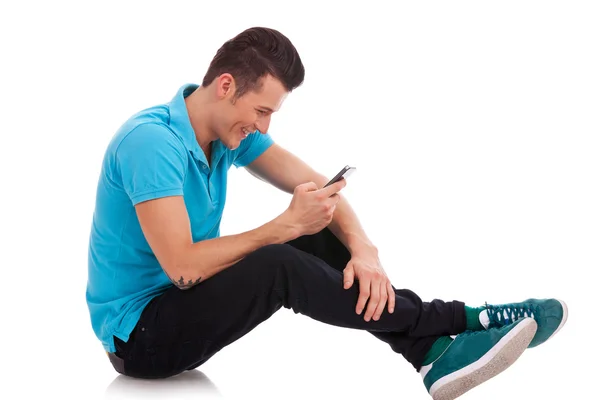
[110,228,466,379]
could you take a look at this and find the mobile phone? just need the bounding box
[323,165,356,188]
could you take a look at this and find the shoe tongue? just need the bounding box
[479,309,490,329]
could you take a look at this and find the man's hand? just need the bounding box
[343,246,395,322]
[279,179,347,237]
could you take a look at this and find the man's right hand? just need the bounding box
[280,179,347,237]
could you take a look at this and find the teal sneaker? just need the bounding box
[479,298,568,348]
[420,317,537,400]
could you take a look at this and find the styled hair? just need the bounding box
[202,27,305,99]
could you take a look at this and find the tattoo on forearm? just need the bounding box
[171,276,202,289]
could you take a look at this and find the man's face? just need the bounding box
[215,74,288,150]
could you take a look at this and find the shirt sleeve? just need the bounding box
[232,131,275,168]
[116,124,187,206]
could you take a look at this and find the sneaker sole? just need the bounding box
[430,318,537,400]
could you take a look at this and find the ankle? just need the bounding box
[464,306,486,331]
[422,336,453,366]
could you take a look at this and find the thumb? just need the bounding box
[297,181,318,192]
[343,265,355,289]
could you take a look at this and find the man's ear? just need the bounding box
[217,73,236,99]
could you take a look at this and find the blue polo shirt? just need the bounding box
[86,83,274,352]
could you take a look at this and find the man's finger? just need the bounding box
[363,280,380,322]
[343,266,355,289]
[299,181,319,192]
[321,178,346,197]
[387,282,395,313]
[373,282,388,321]
[325,193,340,207]
[355,276,370,315]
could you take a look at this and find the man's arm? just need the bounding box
[247,143,395,322]
[135,196,299,289]
[245,144,376,255]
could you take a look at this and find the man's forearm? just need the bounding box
[244,146,375,256]
[309,174,375,255]
[171,216,298,289]
[327,193,376,255]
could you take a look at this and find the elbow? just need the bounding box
[163,254,204,290]
[172,275,203,290]
[167,265,204,290]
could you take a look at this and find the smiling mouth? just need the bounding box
[240,127,252,138]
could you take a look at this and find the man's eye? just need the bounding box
[257,109,267,115]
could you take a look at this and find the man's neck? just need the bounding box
[185,87,217,150]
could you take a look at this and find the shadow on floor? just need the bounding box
[105,369,223,399]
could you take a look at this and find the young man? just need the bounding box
[86,27,568,400]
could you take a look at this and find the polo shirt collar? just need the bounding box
[169,83,227,167]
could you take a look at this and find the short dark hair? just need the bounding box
[202,27,305,99]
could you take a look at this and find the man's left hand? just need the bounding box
[343,246,395,322]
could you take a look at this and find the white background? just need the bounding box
[1,1,598,399]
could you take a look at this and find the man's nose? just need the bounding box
[255,115,271,134]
